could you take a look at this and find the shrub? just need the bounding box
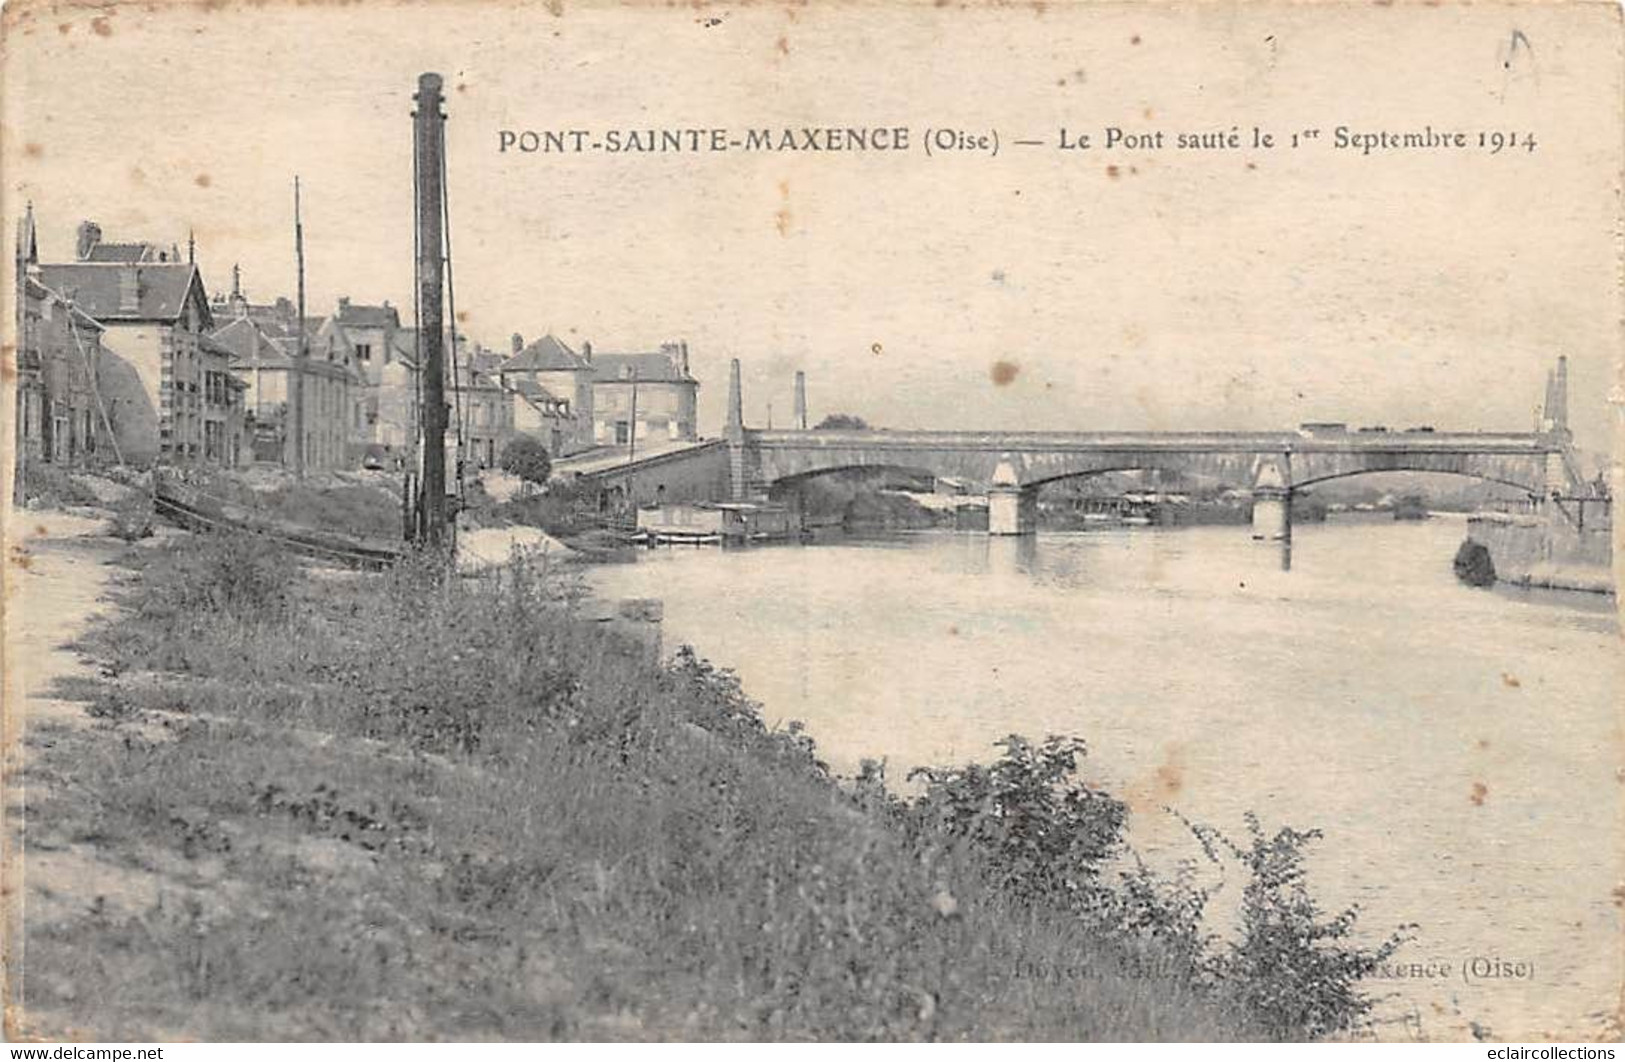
[484,480,588,536]
[1189,813,1414,1040]
[907,735,1126,912]
[145,530,298,622]
[19,461,100,508]
[814,413,870,431]
[107,491,155,542]
[499,436,553,491]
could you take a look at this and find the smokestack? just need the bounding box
[726,357,743,435]
[1542,358,1570,437]
[793,370,807,430]
[1551,355,1570,435]
[75,220,101,261]
[581,340,593,362]
[680,340,689,377]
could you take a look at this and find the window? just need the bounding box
[614,421,630,444]
[355,343,372,362]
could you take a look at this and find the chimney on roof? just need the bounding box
[581,340,593,363]
[118,267,140,313]
[794,370,807,430]
[511,333,524,355]
[680,340,690,377]
[75,220,102,261]
[338,296,351,312]
[16,201,38,267]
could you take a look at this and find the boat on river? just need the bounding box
[634,500,796,546]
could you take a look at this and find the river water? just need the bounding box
[591,516,1621,1040]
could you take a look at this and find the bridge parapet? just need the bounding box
[747,427,1554,453]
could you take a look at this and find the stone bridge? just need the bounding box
[719,357,1579,537]
[736,426,1566,536]
[576,355,1579,538]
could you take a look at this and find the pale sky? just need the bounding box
[3,0,1620,452]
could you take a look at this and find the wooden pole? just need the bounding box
[294,176,307,478]
[414,73,449,545]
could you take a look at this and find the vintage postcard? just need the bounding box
[1,0,1620,1046]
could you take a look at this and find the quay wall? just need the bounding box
[1466,509,1614,595]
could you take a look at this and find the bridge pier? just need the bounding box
[1250,488,1291,541]
[988,460,1037,535]
[1250,456,1292,541]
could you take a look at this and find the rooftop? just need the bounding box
[83,241,183,264]
[503,334,590,373]
[591,350,695,385]
[334,298,401,331]
[37,262,210,326]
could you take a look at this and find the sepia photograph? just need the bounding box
[0,0,1620,1047]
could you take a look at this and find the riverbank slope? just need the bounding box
[6,521,1267,1041]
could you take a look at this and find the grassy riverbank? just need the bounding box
[15,529,1403,1041]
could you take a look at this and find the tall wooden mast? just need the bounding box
[413,72,449,544]
[293,176,307,478]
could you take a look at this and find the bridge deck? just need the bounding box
[555,439,727,479]
[744,429,1554,454]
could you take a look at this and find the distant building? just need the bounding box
[499,334,595,452]
[507,376,574,458]
[13,208,157,470]
[332,296,405,450]
[332,296,402,382]
[38,219,244,467]
[590,341,699,446]
[375,330,420,463]
[209,268,364,470]
[450,343,514,471]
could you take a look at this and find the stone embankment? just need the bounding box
[1463,509,1613,595]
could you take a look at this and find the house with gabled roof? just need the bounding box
[37,219,244,467]
[12,207,159,473]
[589,340,699,446]
[499,333,595,452]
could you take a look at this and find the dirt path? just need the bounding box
[3,511,130,1039]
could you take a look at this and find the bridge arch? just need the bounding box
[1291,466,1544,496]
[1021,463,1255,493]
[766,461,951,490]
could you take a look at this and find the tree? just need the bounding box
[499,436,552,492]
[814,413,870,431]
